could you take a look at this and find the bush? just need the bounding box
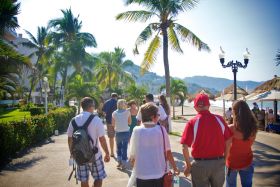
[0,107,76,166]
[20,103,35,111]
[29,107,44,116]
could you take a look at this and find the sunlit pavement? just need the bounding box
[0,119,279,187]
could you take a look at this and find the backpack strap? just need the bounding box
[71,114,95,131]
[82,114,95,130]
[71,117,79,131]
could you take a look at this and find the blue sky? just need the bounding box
[17,0,280,82]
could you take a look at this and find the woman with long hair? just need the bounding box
[226,100,258,187]
[158,94,170,132]
[127,100,138,137]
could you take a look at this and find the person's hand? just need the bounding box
[104,154,110,163]
[183,163,191,177]
[173,167,180,175]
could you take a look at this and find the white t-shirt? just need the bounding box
[67,111,105,159]
[129,123,171,180]
[136,102,167,122]
[112,109,131,132]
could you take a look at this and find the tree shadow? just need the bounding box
[0,155,46,174]
[253,141,280,186]
[172,151,192,186]
[0,137,55,169]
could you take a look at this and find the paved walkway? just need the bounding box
[0,106,280,187]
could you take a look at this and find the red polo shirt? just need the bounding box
[181,110,232,158]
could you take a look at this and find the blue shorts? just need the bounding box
[76,156,107,182]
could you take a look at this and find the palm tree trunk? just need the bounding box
[78,100,81,114]
[173,103,175,119]
[53,74,57,104]
[39,80,43,104]
[108,70,112,91]
[182,103,184,116]
[162,26,171,102]
[61,67,68,97]
[27,57,41,103]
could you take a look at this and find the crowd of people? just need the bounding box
[67,93,259,187]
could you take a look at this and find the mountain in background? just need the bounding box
[183,76,262,93]
[124,63,262,95]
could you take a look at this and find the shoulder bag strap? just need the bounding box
[160,126,167,173]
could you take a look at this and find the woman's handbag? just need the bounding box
[160,126,173,187]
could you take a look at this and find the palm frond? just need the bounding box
[77,32,97,47]
[174,23,210,52]
[0,0,20,35]
[135,23,159,48]
[168,24,183,53]
[180,0,199,11]
[116,10,156,22]
[24,29,38,45]
[141,35,161,74]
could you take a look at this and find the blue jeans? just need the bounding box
[226,164,254,187]
[115,131,130,162]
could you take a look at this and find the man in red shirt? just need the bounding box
[181,93,232,187]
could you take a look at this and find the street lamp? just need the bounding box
[219,47,250,100]
[42,77,49,114]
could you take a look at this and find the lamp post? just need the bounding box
[43,77,49,114]
[219,47,250,100]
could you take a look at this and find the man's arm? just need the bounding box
[99,136,110,162]
[182,144,192,177]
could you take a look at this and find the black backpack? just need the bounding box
[71,114,98,165]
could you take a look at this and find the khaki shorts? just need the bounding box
[106,123,115,138]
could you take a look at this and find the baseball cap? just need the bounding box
[194,93,210,107]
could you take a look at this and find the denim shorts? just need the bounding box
[76,156,107,182]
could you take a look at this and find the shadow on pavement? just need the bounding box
[172,152,192,187]
[253,141,280,186]
[180,176,192,187]
[0,155,46,174]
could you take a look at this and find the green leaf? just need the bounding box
[116,10,155,22]
[141,35,161,74]
[174,23,210,52]
[168,24,183,53]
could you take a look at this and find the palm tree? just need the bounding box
[116,0,210,102]
[0,0,31,97]
[48,8,97,89]
[67,74,100,114]
[0,40,31,98]
[0,0,20,35]
[94,47,134,90]
[276,49,280,66]
[23,27,52,102]
[125,83,147,105]
[160,78,187,119]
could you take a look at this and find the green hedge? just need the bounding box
[0,106,76,165]
[29,107,45,116]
